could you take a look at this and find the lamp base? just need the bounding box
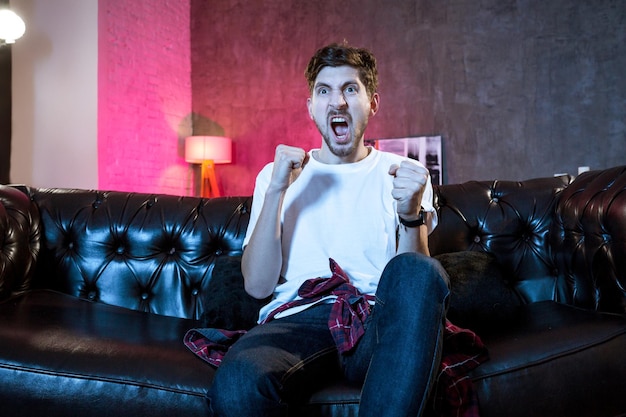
[200,160,220,198]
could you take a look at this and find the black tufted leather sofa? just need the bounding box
[1,165,625,417]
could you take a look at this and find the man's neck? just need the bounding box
[315,145,371,165]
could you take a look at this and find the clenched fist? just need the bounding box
[268,145,310,193]
[388,160,429,221]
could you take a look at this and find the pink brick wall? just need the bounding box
[98,0,192,195]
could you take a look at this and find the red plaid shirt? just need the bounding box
[184,259,488,417]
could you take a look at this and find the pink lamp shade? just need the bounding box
[184,136,232,164]
[184,136,232,198]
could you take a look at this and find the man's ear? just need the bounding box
[307,97,314,120]
[370,92,380,116]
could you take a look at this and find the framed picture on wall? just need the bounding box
[366,136,443,185]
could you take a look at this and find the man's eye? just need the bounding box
[345,86,357,94]
[318,88,328,95]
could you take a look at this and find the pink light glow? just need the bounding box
[185,136,232,164]
[97,0,192,196]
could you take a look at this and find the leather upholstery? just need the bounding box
[472,300,626,417]
[0,290,211,417]
[429,175,571,304]
[0,166,625,417]
[0,185,40,300]
[551,165,626,313]
[30,189,251,320]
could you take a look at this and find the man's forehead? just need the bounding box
[314,65,363,86]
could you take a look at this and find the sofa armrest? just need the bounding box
[0,185,40,299]
[552,165,626,313]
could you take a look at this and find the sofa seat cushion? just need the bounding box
[0,290,212,417]
[294,302,626,417]
[4,293,625,417]
[472,301,626,417]
[291,381,362,417]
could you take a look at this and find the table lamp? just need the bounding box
[185,136,232,197]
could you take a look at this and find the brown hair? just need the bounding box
[305,42,378,98]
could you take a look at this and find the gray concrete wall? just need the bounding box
[192,0,625,193]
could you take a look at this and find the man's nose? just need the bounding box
[329,91,347,108]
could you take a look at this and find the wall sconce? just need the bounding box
[185,136,232,198]
[0,9,26,44]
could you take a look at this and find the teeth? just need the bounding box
[331,117,346,123]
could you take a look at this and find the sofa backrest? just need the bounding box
[429,175,571,304]
[27,188,251,320]
[551,165,626,314]
[3,165,624,319]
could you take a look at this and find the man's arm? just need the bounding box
[397,219,430,256]
[389,160,431,256]
[241,145,309,299]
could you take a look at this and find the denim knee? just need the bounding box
[207,356,287,417]
[377,252,450,303]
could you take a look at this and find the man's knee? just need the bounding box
[208,356,284,416]
[381,252,450,297]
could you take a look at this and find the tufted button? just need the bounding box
[116,245,125,255]
[492,197,499,203]
[215,249,223,256]
[141,292,149,300]
[168,247,176,255]
[68,242,75,250]
[191,288,199,296]
[87,290,97,301]
[473,235,481,243]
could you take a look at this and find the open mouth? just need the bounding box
[331,116,349,140]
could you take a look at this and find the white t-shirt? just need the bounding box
[243,148,437,322]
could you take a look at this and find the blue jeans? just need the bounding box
[207,253,450,417]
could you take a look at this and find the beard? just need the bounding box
[315,114,369,158]
[321,132,360,157]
